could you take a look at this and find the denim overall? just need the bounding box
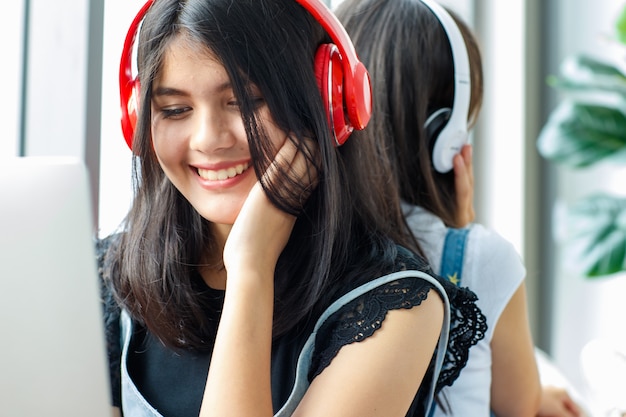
[119,311,163,416]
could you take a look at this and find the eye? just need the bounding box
[227,97,265,109]
[252,97,265,109]
[160,106,191,119]
[226,98,241,108]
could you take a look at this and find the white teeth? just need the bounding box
[198,163,249,181]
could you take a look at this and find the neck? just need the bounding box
[199,263,227,290]
[199,222,231,290]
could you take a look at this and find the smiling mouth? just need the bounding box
[197,162,250,181]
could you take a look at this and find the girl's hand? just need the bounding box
[536,386,584,417]
[223,136,318,277]
[452,144,475,227]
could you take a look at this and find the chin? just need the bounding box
[194,202,242,226]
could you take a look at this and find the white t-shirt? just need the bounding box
[404,204,526,416]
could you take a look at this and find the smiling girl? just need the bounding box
[98,1,486,416]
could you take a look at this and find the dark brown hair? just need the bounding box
[336,0,484,227]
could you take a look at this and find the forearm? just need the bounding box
[200,269,274,417]
[490,283,541,417]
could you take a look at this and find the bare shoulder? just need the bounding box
[293,288,444,417]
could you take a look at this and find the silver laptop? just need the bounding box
[0,156,112,416]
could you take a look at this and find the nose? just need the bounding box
[189,108,238,153]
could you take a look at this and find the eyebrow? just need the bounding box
[152,86,189,98]
[152,81,233,98]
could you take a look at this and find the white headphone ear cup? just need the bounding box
[425,108,452,149]
[427,107,468,173]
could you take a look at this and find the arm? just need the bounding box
[293,290,444,417]
[490,282,542,417]
[202,259,276,416]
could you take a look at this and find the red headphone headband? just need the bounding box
[293,0,372,132]
[119,0,154,150]
[119,0,372,150]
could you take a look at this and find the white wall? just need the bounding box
[23,0,90,158]
[472,0,525,257]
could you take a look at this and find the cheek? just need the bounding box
[151,119,188,167]
[258,111,288,153]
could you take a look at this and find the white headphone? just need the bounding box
[420,0,471,174]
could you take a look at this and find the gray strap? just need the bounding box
[275,270,451,416]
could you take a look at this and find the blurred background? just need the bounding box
[2,0,625,414]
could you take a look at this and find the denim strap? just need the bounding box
[427,227,470,417]
[440,227,470,287]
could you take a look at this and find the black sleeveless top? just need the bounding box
[97,238,486,416]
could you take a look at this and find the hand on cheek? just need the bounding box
[223,137,318,277]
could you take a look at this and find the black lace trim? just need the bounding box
[395,246,487,391]
[307,248,487,394]
[436,282,487,391]
[309,277,433,380]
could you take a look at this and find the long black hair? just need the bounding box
[105,0,419,349]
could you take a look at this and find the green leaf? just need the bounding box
[563,194,626,277]
[551,54,626,96]
[616,4,626,45]
[537,101,626,167]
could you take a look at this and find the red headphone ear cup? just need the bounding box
[121,78,140,150]
[119,0,154,151]
[314,43,352,146]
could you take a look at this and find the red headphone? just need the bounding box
[119,0,372,150]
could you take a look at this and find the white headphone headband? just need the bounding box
[420,0,471,173]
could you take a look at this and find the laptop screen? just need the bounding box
[0,156,112,416]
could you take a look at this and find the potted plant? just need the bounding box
[536,4,626,278]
